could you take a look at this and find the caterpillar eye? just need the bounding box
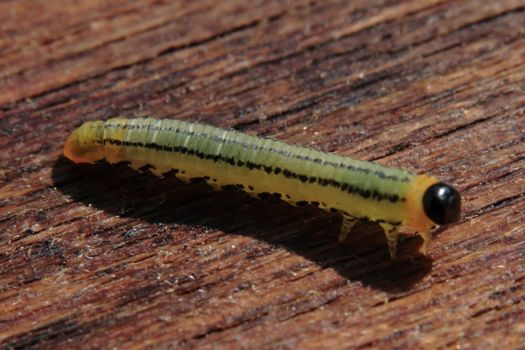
[423,182,461,225]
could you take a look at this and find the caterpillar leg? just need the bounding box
[129,162,149,172]
[420,229,432,256]
[338,216,357,242]
[150,166,172,177]
[379,222,400,259]
[206,181,221,191]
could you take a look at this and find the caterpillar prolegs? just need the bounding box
[64,118,461,258]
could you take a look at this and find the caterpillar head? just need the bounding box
[406,175,461,254]
[422,182,461,226]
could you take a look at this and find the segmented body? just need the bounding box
[65,117,440,257]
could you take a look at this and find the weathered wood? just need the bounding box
[1,0,524,348]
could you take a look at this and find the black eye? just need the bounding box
[423,182,461,225]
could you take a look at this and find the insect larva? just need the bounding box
[64,117,461,258]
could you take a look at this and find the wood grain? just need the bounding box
[1,0,524,348]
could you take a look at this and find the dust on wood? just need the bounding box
[1,0,524,348]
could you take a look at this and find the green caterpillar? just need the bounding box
[64,117,461,258]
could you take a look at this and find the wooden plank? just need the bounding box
[1,0,524,348]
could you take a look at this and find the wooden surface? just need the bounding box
[1,0,524,348]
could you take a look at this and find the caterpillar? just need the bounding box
[64,117,461,258]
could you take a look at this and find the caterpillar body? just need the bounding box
[64,117,461,258]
